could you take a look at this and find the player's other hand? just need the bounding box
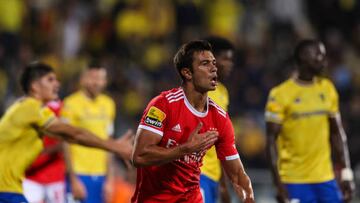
[114,129,135,160]
[341,180,355,203]
[185,122,218,153]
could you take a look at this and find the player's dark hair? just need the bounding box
[87,59,104,70]
[203,36,234,56]
[20,62,54,94]
[294,39,319,65]
[173,40,212,81]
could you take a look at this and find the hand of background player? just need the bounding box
[114,129,135,161]
[184,122,218,153]
[70,176,87,200]
[276,185,290,203]
[340,180,355,202]
[103,178,114,203]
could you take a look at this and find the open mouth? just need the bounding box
[53,88,59,94]
[210,75,217,86]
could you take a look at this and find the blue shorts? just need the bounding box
[66,175,105,203]
[200,174,219,203]
[286,179,343,203]
[0,192,28,203]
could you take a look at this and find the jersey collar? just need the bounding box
[183,90,209,118]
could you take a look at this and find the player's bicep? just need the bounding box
[132,128,162,160]
[215,117,239,161]
[266,121,282,139]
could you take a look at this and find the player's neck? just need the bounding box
[28,92,48,104]
[182,85,208,112]
[82,89,98,100]
[295,72,315,85]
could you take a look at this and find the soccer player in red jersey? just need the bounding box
[131,40,254,203]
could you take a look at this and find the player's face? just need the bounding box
[36,72,60,102]
[81,68,107,97]
[191,50,217,93]
[216,50,234,80]
[303,43,327,75]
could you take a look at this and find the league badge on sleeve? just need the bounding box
[144,106,166,128]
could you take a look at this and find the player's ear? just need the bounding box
[30,80,40,94]
[181,67,192,80]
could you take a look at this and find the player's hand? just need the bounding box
[243,197,255,203]
[71,176,87,200]
[103,178,114,203]
[219,178,231,203]
[340,180,355,203]
[185,122,218,153]
[276,185,289,203]
[114,129,134,160]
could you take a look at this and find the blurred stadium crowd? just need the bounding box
[1,0,360,201]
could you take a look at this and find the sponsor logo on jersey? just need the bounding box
[144,106,166,128]
[291,110,328,119]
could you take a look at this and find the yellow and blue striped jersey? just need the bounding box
[0,97,55,193]
[201,82,229,181]
[61,91,115,175]
[265,77,338,183]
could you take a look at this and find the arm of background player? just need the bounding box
[329,115,355,202]
[132,122,218,167]
[43,119,134,160]
[103,130,135,203]
[221,158,254,203]
[104,152,115,203]
[63,143,87,200]
[219,170,231,203]
[266,121,289,203]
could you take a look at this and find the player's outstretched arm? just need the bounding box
[266,121,289,203]
[329,115,355,202]
[221,158,254,203]
[44,119,134,160]
[132,122,218,167]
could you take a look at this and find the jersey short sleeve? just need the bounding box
[106,97,116,136]
[21,99,56,129]
[138,95,168,137]
[215,115,239,161]
[265,88,286,124]
[37,106,57,129]
[60,99,77,124]
[327,81,339,117]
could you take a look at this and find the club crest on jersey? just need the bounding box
[145,106,166,128]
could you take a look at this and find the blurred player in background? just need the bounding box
[0,62,133,203]
[200,36,234,203]
[23,100,66,203]
[62,64,130,203]
[266,39,354,203]
[131,40,254,203]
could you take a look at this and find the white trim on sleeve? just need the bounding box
[225,154,240,161]
[138,125,163,137]
[329,112,340,118]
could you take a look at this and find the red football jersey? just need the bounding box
[131,88,239,203]
[25,100,66,183]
